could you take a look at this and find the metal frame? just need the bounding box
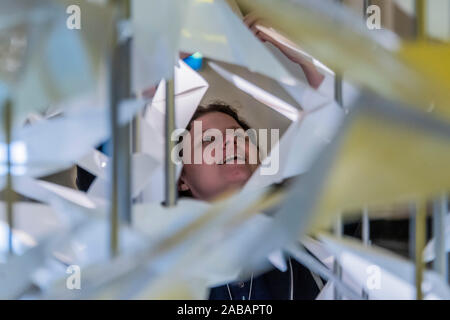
[164,77,177,207]
[2,99,14,256]
[108,0,132,257]
[433,195,449,282]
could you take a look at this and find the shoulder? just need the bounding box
[262,257,321,300]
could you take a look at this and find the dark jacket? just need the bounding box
[208,258,320,300]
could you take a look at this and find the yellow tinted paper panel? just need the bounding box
[313,112,450,229]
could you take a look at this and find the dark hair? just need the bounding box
[186,102,251,132]
[178,102,252,198]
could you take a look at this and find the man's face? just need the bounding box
[178,112,258,201]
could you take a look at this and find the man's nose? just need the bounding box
[224,134,236,148]
[223,133,237,152]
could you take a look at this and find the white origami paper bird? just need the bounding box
[138,60,209,203]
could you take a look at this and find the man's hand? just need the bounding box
[243,13,325,89]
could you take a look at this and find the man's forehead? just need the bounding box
[192,111,242,131]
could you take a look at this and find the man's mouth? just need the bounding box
[219,155,246,165]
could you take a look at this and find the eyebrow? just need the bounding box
[201,125,242,134]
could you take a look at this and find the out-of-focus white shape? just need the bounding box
[117,98,148,126]
[51,219,146,269]
[29,257,67,294]
[14,107,107,177]
[13,9,94,120]
[393,0,415,16]
[132,190,275,290]
[137,163,183,204]
[179,0,297,85]
[225,0,244,18]
[0,222,36,262]
[77,149,109,180]
[282,101,345,178]
[132,199,210,243]
[13,176,107,217]
[43,198,211,298]
[8,141,27,164]
[241,61,362,191]
[45,182,313,299]
[132,199,216,284]
[244,100,345,191]
[267,249,287,272]
[49,174,322,299]
[243,119,299,190]
[0,202,63,263]
[154,184,305,289]
[280,72,360,113]
[319,234,450,300]
[286,241,362,300]
[0,182,142,293]
[7,213,146,293]
[37,180,94,209]
[0,240,49,299]
[0,141,28,175]
[208,57,356,191]
[0,0,113,130]
[209,61,300,121]
[132,0,188,92]
[10,98,145,178]
[302,236,334,268]
[0,4,33,85]
[300,236,369,300]
[103,190,271,297]
[0,0,46,29]
[129,273,210,300]
[0,202,61,242]
[0,190,71,297]
[427,0,450,41]
[272,71,359,183]
[314,278,362,300]
[424,213,450,263]
[83,151,159,199]
[187,213,276,287]
[315,281,334,300]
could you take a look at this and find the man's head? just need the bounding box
[177,103,259,201]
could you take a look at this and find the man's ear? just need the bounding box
[178,173,190,192]
[179,181,190,191]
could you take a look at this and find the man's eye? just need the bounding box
[203,136,215,143]
[234,131,245,138]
